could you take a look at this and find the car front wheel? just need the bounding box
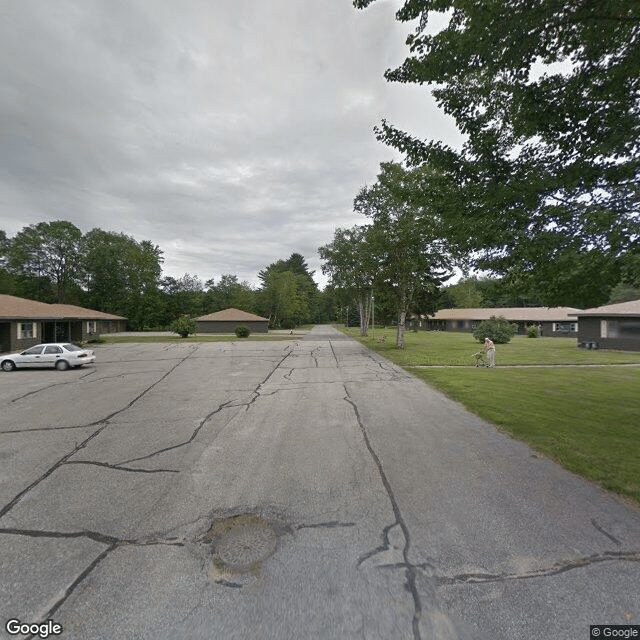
[55,360,70,371]
[1,360,16,372]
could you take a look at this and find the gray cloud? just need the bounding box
[0,0,462,287]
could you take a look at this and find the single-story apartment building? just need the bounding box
[424,307,583,337]
[196,308,269,334]
[574,299,640,351]
[0,294,127,353]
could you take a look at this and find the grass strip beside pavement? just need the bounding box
[413,367,640,503]
[337,326,640,366]
[337,326,640,504]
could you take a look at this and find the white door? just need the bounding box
[17,345,45,368]
[42,345,64,366]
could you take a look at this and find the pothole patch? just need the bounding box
[206,514,278,573]
[217,523,277,569]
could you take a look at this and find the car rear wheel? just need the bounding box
[1,360,16,372]
[55,360,70,371]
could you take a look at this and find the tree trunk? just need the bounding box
[396,310,406,348]
[358,295,371,336]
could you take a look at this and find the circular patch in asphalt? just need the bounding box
[216,523,277,569]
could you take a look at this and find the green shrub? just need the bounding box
[280,318,296,330]
[472,315,517,344]
[87,337,106,344]
[235,325,250,338]
[169,316,197,338]
[526,325,539,338]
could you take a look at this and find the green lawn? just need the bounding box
[338,326,640,366]
[337,326,640,504]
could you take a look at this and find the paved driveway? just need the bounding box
[1,326,638,639]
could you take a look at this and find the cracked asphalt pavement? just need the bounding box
[1,325,639,639]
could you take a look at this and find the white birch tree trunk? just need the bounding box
[396,309,406,348]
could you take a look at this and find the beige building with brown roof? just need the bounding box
[0,294,127,353]
[425,307,582,337]
[195,308,269,334]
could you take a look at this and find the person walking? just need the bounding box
[483,337,496,367]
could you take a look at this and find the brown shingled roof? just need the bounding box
[0,294,127,320]
[0,294,64,319]
[575,299,640,317]
[196,308,268,322]
[48,304,126,320]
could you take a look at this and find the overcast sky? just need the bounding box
[1,0,463,289]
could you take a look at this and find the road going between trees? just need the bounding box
[1,325,639,639]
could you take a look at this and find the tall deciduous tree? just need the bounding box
[81,229,163,328]
[160,273,205,323]
[354,162,452,346]
[259,253,321,324]
[7,221,83,302]
[319,225,379,336]
[204,274,257,313]
[354,0,640,307]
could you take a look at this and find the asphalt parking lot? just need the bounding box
[1,327,639,640]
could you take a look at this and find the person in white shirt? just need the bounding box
[483,337,496,367]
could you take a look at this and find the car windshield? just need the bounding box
[62,344,83,351]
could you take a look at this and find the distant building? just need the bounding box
[574,300,640,351]
[0,294,127,353]
[425,307,582,337]
[195,308,269,334]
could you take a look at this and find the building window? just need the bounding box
[601,320,619,338]
[87,321,97,334]
[553,322,577,333]
[18,323,36,339]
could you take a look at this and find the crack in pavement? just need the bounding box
[0,345,200,520]
[343,384,422,640]
[9,370,97,403]
[292,521,356,531]
[63,460,180,474]
[116,344,294,464]
[592,518,622,546]
[0,424,98,435]
[0,525,190,638]
[116,399,235,465]
[427,550,640,586]
[329,340,339,366]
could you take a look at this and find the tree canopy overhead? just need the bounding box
[354,0,640,305]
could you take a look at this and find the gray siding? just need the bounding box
[427,318,576,337]
[196,320,268,334]
[578,316,640,351]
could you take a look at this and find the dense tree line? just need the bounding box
[0,221,329,329]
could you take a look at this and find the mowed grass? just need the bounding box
[337,326,640,503]
[338,326,640,366]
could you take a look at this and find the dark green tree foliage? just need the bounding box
[472,316,517,344]
[7,221,83,303]
[354,0,640,307]
[204,275,257,314]
[169,315,198,338]
[81,229,163,329]
[161,274,205,322]
[258,253,319,327]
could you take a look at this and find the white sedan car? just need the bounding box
[1,343,96,371]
